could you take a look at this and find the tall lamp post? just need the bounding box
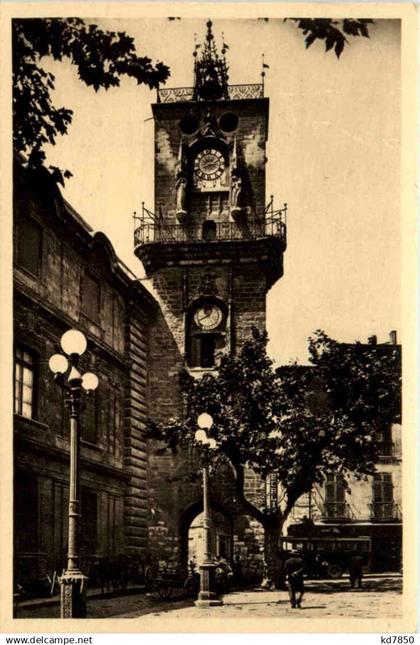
[194,413,223,608]
[48,329,99,618]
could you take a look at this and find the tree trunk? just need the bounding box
[260,519,284,589]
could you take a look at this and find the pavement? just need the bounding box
[15,575,402,621]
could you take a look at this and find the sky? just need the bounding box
[40,17,401,366]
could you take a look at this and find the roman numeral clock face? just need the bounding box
[194,149,225,189]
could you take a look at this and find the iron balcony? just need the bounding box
[133,203,287,250]
[369,502,402,522]
[157,83,264,104]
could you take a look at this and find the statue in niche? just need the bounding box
[176,174,188,222]
[230,172,243,218]
[177,139,188,175]
[230,136,245,220]
[197,267,219,296]
[202,108,218,136]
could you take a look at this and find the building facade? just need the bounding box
[286,334,402,572]
[134,21,287,578]
[13,20,402,591]
[13,159,154,586]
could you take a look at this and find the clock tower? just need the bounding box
[134,20,287,568]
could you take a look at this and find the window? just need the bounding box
[14,346,36,418]
[372,473,394,520]
[106,494,119,557]
[80,489,98,556]
[189,332,219,368]
[16,218,42,276]
[112,295,125,353]
[376,426,394,458]
[187,300,226,368]
[83,391,98,444]
[372,473,396,520]
[108,387,122,456]
[201,335,216,368]
[14,472,38,552]
[372,473,393,504]
[81,272,101,322]
[324,475,348,519]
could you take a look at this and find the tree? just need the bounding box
[288,18,374,58]
[149,328,401,586]
[13,17,373,184]
[13,18,170,184]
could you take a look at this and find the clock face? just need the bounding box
[194,149,225,182]
[194,304,223,331]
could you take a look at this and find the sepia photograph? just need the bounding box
[0,2,417,634]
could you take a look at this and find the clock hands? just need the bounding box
[202,162,218,172]
[197,310,212,322]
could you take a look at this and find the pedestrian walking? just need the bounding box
[283,550,305,609]
[349,551,364,589]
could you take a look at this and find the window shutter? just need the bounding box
[372,473,383,502]
[81,273,101,322]
[17,219,42,276]
[383,473,393,502]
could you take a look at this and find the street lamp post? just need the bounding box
[194,413,223,608]
[48,329,99,618]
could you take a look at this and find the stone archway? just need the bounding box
[179,500,233,572]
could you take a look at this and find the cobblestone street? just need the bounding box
[16,575,402,622]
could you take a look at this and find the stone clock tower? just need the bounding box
[134,21,287,570]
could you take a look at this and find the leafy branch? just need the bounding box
[13,18,170,184]
[287,18,374,58]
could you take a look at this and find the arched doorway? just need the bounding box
[179,501,233,571]
[188,509,232,566]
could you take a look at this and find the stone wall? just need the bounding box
[153,98,269,223]
[145,254,271,575]
[13,163,153,585]
[124,310,150,555]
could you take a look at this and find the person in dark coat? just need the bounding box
[349,551,364,589]
[284,550,305,609]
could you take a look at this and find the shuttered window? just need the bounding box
[324,475,347,519]
[81,272,101,322]
[372,473,393,503]
[16,218,42,276]
[325,475,346,503]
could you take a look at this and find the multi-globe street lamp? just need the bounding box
[48,329,99,618]
[194,413,223,608]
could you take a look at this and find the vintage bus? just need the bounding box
[279,535,372,579]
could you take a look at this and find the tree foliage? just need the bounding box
[13,17,374,184]
[289,18,374,58]
[13,18,170,184]
[150,328,401,530]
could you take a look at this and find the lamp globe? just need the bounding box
[48,354,69,375]
[197,412,213,430]
[60,329,87,356]
[82,372,99,392]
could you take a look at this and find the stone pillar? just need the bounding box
[195,466,223,608]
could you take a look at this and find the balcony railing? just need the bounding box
[322,502,353,521]
[157,83,264,104]
[134,202,287,249]
[370,502,402,522]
